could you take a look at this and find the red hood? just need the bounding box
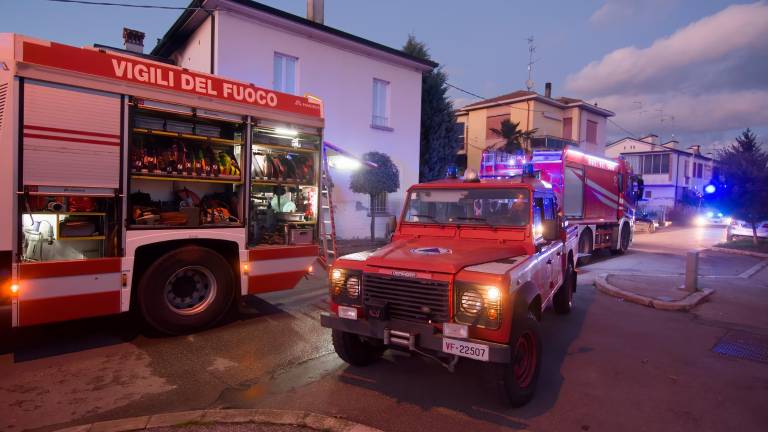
[363,237,527,274]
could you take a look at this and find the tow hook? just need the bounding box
[384,329,460,372]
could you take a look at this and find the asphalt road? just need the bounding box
[2,225,768,432]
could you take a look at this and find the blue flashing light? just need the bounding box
[704,184,716,194]
[706,211,714,218]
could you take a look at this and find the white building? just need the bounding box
[605,135,716,212]
[151,0,435,239]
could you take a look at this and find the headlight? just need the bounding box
[346,276,361,298]
[460,289,484,314]
[694,216,707,226]
[330,268,362,304]
[455,283,502,329]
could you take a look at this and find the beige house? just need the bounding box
[455,85,614,171]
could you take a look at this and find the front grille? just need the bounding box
[363,273,450,323]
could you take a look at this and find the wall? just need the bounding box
[172,15,213,74]
[578,109,607,156]
[604,138,655,158]
[211,11,423,239]
[530,100,562,137]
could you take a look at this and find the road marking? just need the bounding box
[738,260,768,279]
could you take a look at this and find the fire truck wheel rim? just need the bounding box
[513,331,537,387]
[164,266,218,316]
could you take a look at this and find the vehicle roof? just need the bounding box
[411,176,553,192]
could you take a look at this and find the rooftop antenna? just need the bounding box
[526,36,536,91]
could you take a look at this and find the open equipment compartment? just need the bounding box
[249,121,320,246]
[128,99,246,229]
[20,187,119,262]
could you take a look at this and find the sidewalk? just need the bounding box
[56,409,382,432]
[594,273,715,311]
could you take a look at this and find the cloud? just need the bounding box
[573,2,768,95]
[590,0,677,25]
[568,2,768,145]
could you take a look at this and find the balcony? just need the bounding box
[530,135,580,151]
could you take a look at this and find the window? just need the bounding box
[645,190,653,199]
[486,114,506,140]
[543,197,555,220]
[455,122,466,151]
[404,188,530,227]
[372,78,390,128]
[635,153,671,175]
[372,192,388,215]
[696,163,703,178]
[586,120,598,144]
[273,52,298,95]
[684,160,689,177]
[562,117,573,140]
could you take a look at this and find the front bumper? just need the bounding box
[320,312,511,363]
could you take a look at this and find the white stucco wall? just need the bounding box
[176,11,423,239]
[172,15,213,74]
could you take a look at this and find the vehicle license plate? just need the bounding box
[442,338,489,361]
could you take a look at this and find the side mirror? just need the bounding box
[542,219,560,241]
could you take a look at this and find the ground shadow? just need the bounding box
[0,295,292,361]
[333,282,596,429]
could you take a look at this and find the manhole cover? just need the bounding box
[712,331,768,364]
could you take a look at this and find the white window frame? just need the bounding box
[273,52,299,95]
[372,78,391,130]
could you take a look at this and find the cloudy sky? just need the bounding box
[2,0,765,153]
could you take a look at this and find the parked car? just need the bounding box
[694,210,732,227]
[634,213,659,233]
[727,220,768,241]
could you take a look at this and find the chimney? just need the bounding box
[688,145,701,155]
[123,27,145,54]
[307,0,324,24]
[640,134,659,145]
[544,82,552,98]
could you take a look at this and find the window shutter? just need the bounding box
[23,81,121,188]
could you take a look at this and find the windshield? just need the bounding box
[404,188,530,227]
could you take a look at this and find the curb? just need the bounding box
[709,247,768,259]
[54,409,383,432]
[594,274,714,311]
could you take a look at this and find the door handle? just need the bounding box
[547,258,553,264]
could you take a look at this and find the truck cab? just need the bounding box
[320,173,578,406]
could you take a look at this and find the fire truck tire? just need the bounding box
[138,246,235,335]
[553,260,576,314]
[503,311,542,407]
[577,230,593,265]
[611,223,631,255]
[332,329,385,366]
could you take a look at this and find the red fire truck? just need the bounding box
[321,172,579,405]
[481,149,643,263]
[1,34,325,333]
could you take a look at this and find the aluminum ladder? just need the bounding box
[318,142,338,268]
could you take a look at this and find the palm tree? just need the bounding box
[488,119,538,156]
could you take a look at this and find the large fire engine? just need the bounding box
[0,34,325,333]
[481,149,643,263]
[321,171,579,405]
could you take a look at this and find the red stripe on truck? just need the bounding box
[19,290,120,326]
[20,258,121,279]
[23,132,121,147]
[24,125,120,139]
[248,245,319,261]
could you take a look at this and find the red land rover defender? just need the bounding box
[320,173,578,406]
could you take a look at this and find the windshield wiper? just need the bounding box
[453,216,488,223]
[409,214,439,222]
